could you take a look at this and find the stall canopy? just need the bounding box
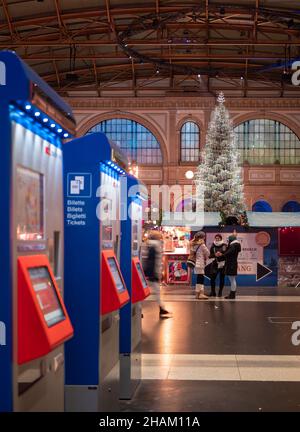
[162,212,300,228]
[247,212,300,227]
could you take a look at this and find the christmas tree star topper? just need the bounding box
[217,92,226,104]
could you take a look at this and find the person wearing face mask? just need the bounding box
[216,234,241,300]
[209,234,227,297]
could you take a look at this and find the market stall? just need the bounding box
[162,227,191,285]
[161,211,300,288]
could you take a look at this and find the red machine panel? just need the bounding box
[18,255,74,365]
[101,250,130,315]
[131,257,151,304]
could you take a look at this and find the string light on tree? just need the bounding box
[194,92,248,225]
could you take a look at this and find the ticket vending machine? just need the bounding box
[0,51,75,412]
[64,132,130,411]
[119,175,150,399]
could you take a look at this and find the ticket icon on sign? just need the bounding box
[70,180,80,195]
[67,173,92,198]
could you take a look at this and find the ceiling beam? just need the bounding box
[54,0,68,38]
[156,0,159,15]
[52,58,61,88]
[0,4,299,32]
[55,84,293,93]
[93,60,101,97]
[18,54,288,61]
[105,0,112,26]
[1,0,16,39]
[2,22,298,42]
[1,40,299,47]
[131,58,137,96]
[253,0,259,42]
[39,62,286,82]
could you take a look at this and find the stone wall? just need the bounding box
[67,96,300,211]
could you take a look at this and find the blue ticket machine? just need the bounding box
[119,176,149,399]
[63,132,131,411]
[0,51,75,412]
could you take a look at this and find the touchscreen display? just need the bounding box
[107,257,126,293]
[136,262,148,288]
[28,266,65,327]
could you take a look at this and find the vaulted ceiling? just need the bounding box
[1,0,300,97]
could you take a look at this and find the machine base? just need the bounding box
[119,352,141,400]
[65,360,120,412]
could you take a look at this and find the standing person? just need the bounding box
[190,231,210,299]
[143,230,172,318]
[209,234,227,297]
[216,234,241,299]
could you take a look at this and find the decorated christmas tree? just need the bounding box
[194,92,247,224]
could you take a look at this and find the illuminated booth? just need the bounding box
[162,211,300,288]
[119,175,150,399]
[63,132,130,411]
[0,51,75,412]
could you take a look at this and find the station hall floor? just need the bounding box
[121,285,300,412]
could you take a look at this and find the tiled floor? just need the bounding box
[142,300,300,355]
[121,285,300,412]
[142,354,300,381]
[160,285,300,297]
[121,380,300,412]
[148,294,300,302]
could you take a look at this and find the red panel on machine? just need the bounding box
[131,257,151,304]
[18,255,74,365]
[101,250,130,315]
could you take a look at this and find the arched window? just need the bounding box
[175,198,197,212]
[252,200,272,212]
[180,121,200,162]
[282,201,300,212]
[234,119,300,165]
[87,119,162,165]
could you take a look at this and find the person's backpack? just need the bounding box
[143,245,156,279]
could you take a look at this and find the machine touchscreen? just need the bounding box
[107,258,126,293]
[135,262,148,289]
[28,266,65,327]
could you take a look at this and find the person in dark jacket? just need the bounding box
[143,230,172,318]
[216,234,241,300]
[209,234,227,297]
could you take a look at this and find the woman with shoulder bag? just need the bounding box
[190,231,210,299]
[209,234,227,297]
